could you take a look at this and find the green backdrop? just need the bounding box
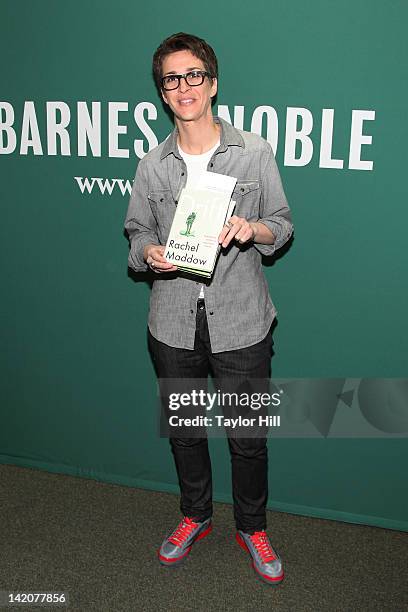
[1,0,407,531]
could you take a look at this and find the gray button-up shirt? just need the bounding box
[124,116,293,353]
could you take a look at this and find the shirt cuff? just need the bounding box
[253,218,293,257]
[128,233,158,272]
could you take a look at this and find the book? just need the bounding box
[163,172,237,277]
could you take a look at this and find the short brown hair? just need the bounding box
[152,32,218,91]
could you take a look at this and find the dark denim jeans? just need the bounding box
[148,300,274,534]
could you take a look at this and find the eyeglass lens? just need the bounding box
[162,71,206,90]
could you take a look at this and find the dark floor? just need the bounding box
[0,463,407,612]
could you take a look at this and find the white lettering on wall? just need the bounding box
[133,102,158,159]
[349,110,375,170]
[46,101,71,155]
[108,102,129,158]
[250,106,279,155]
[0,99,376,170]
[284,107,313,167]
[319,109,343,169]
[20,101,43,155]
[217,105,245,130]
[0,101,17,154]
[78,101,101,157]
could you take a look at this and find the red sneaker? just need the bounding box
[158,517,212,566]
[236,530,284,585]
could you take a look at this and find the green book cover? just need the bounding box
[164,187,235,277]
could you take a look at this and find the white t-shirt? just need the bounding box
[178,140,220,299]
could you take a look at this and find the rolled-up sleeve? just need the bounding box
[254,144,293,257]
[124,160,158,272]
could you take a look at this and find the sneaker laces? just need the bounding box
[250,531,277,563]
[168,517,199,546]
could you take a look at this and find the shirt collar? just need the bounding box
[160,116,244,160]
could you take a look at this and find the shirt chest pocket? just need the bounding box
[148,189,176,242]
[232,180,260,217]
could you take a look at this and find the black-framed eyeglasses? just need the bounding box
[161,70,213,91]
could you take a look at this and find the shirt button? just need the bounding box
[209,311,214,315]
[175,200,178,205]
[190,309,194,314]
[210,163,214,168]
[181,172,185,176]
